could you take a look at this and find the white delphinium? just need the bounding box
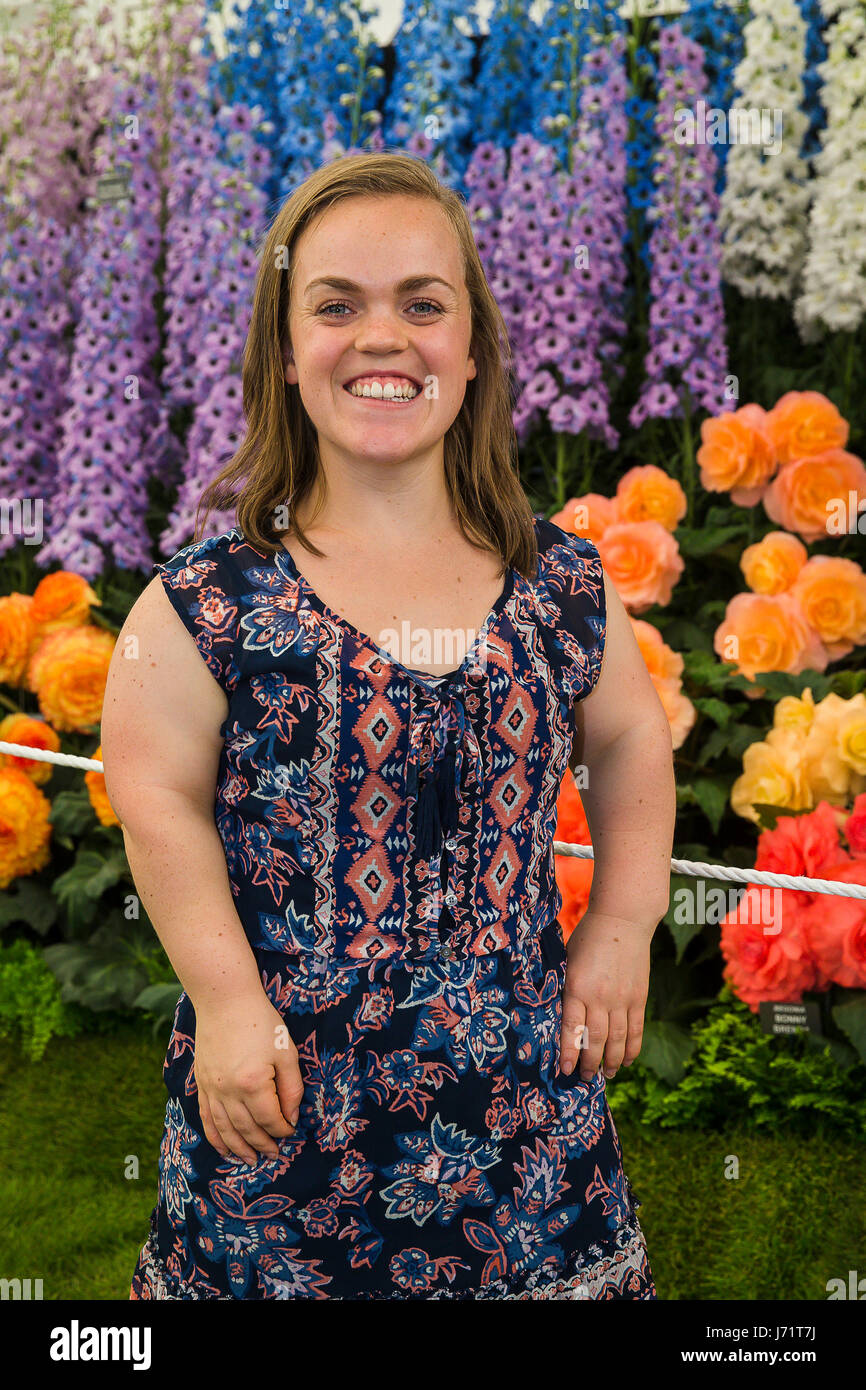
[793,0,866,342]
[717,0,811,300]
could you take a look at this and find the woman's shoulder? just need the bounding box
[153,526,248,578]
[530,514,603,584]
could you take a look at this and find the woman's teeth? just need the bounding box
[345,379,419,400]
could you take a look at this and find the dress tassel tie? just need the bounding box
[406,681,484,861]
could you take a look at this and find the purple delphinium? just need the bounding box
[629,22,729,430]
[465,36,629,455]
[160,109,271,554]
[0,212,83,560]
[34,71,171,579]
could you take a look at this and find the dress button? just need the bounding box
[440,943,454,961]
[444,838,457,851]
[444,892,458,905]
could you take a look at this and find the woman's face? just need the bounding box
[284,194,477,473]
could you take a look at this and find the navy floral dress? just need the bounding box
[129,514,656,1300]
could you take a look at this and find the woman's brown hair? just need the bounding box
[194,150,539,580]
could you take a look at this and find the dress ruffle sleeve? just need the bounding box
[152,532,241,698]
[535,519,607,706]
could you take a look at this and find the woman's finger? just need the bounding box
[559,981,586,1076]
[623,1005,646,1066]
[209,1096,260,1165]
[580,1006,609,1081]
[197,1089,229,1158]
[223,1098,280,1161]
[601,1007,629,1077]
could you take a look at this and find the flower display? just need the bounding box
[794,0,866,340]
[552,466,686,611]
[731,688,866,821]
[717,0,811,300]
[697,390,866,539]
[629,21,729,427]
[0,766,52,890]
[720,798,866,1008]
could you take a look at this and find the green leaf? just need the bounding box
[831,992,866,1067]
[42,919,156,1012]
[751,803,802,832]
[134,981,183,1022]
[682,649,752,694]
[675,525,749,557]
[0,879,58,936]
[656,619,714,652]
[663,872,704,963]
[49,788,98,836]
[638,1020,694,1085]
[691,697,733,728]
[52,849,129,922]
[690,776,730,835]
[746,670,834,702]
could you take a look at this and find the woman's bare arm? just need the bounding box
[100,577,301,1163]
[101,576,264,1012]
[571,568,676,929]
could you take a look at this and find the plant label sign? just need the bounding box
[758,1001,822,1036]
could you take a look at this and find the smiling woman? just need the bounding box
[117,151,672,1302]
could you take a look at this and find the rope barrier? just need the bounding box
[3,739,866,901]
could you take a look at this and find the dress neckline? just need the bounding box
[274,538,516,686]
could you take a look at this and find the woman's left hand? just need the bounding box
[558,909,655,1082]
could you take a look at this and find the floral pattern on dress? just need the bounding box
[130,517,656,1300]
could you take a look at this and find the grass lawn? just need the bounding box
[0,1022,862,1300]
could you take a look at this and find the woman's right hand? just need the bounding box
[192,988,304,1165]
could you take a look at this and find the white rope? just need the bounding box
[554,842,866,900]
[3,740,864,901]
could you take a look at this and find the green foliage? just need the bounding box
[42,913,180,1016]
[608,987,866,1137]
[0,937,88,1061]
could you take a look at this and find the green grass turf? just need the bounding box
[0,1024,862,1300]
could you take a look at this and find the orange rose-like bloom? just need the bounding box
[0,593,37,687]
[0,714,61,786]
[714,591,829,690]
[740,531,808,595]
[614,465,687,533]
[596,520,684,613]
[550,494,617,545]
[788,556,866,661]
[553,765,593,945]
[801,859,866,989]
[30,570,101,635]
[720,896,818,1012]
[844,792,866,857]
[27,625,116,733]
[86,742,121,828]
[655,680,696,750]
[696,404,777,506]
[755,798,848,891]
[764,390,849,466]
[762,448,866,543]
[729,728,812,822]
[630,618,684,684]
[0,766,52,889]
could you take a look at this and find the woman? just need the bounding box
[103,151,675,1300]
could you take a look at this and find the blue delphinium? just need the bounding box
[799,0,828,162]
[672,0,749,191]
[382,0,480,194]
[271,2,386,205]
[530,0,624,173]
[471,0,543,149]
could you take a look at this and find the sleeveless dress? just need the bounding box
[129,514,656,1300]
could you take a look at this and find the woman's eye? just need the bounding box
[317,299,441,318]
